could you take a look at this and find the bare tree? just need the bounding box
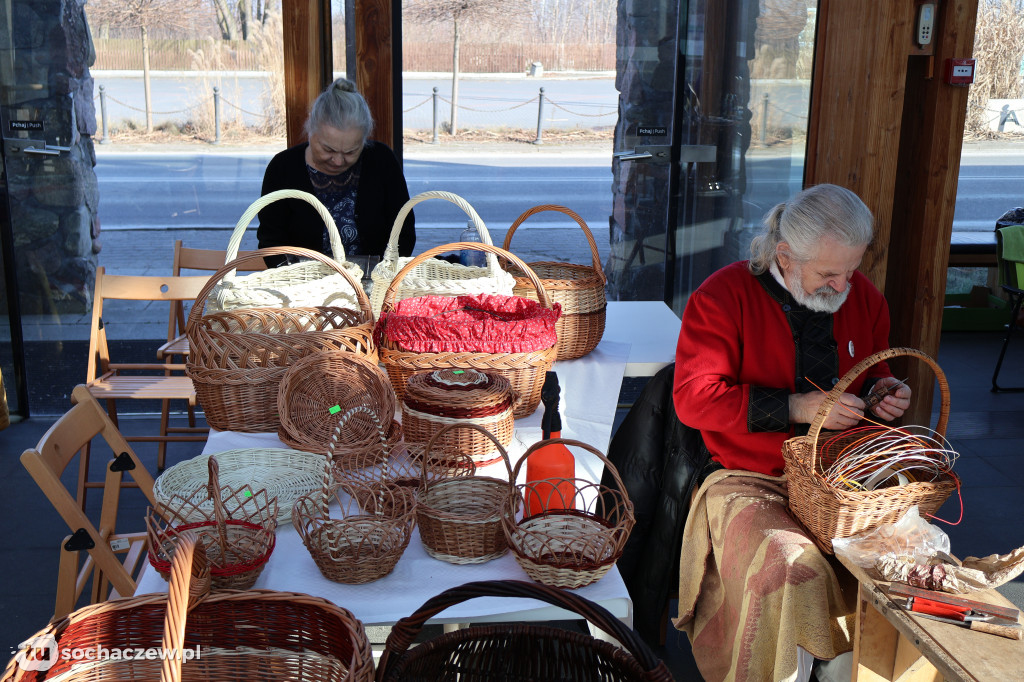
[87,0,204,132]
[210,0,240,40]
[405,0,527,134]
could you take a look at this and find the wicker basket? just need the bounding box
[416,423,515,565]
[378,242,557,419]
[4,530,375,681]
[147,456,277,590]
[154,448,323,524]
[277,350,400,454]
[368,191,516,316]
[292,406,417,584]
[402,368,515,467]
[376,579,673,682]
[207,189,364,312]
[502,204,607,360]
[186,245,376,432]
[503,438,634,589]
[782,347,960,554]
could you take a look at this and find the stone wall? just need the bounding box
[4,0,98,315]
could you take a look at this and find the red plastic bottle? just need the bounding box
[525,371,576,516]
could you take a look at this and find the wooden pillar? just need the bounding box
[282,0,333,147]
[355,0,400,155]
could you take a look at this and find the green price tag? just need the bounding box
[452,370,465,374]
[329,405,341,414]
[244,490,252,498]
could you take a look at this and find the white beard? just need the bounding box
[790,280,851,313]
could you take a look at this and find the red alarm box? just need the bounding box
[944,58,976,86]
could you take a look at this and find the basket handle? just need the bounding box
[806,347,950,470]
[159,530,212,682]
[322,405,391,518]
[381,242,551,312]
[502,204,606,283]
[225,189,348,270]
[185,245,372,333]
[421,422,513,486]
[509,437,628,505]
[376,579,671,680]
[205,456,231,562]
[381,190,498,271]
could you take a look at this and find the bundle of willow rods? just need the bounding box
[817,425,959,491]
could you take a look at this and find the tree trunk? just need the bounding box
[142,25,153,133]
[212,0,240,41]
[238,0,251,40]
[450,18,460,135]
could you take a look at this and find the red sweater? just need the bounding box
[673,261,892,475]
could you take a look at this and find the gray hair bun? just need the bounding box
[333,78,357,94]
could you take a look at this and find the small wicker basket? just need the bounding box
[782,347,960,553]
[503,438,635,589]
[292,405,417,584]
[186,245,376,432]
[402,368,515,467]
[146,456,278,590]
[416,423,515,565]
[378,242,558,419]
[502,204,607,360]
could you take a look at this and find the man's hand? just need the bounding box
[789,391,865,430]
[867,377,912,421]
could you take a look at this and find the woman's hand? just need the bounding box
[789,391,865,430]
[868,377,912,421]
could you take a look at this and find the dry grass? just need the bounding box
[966,0,1024,137]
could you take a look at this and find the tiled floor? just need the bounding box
[1,329,1023,679]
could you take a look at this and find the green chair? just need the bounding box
[991,223,1024,391]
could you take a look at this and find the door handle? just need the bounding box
[23,146,61,156]
[613,145,671,164]
[614,150,654,161]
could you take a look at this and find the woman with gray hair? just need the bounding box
[258,77,415,266]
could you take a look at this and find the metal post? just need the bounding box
[98,85,110,144]
[213,86,221,145]
[432,87,439,144]
[533,87,545,145]
[760,92,769,143]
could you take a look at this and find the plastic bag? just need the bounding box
[831,505,950,569]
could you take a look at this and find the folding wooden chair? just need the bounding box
[992,224,1024,392]
[85,267,210,502]
[21,385,159,620]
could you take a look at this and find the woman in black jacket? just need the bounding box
[257,77,415,266]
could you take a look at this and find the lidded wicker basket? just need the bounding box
[402,368,515,467]
[186,245,376,433]
[378,242,558,419]
[146,456,278,590]
[782,347,960,553]
[502,204,607,360]
[292,405,417,584]
[502,438,634,589]
[416,423,515,565]
[207,189,364,312]
[368,190,515,316]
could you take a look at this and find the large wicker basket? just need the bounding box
[503,438,634,589]
[375,579,673,682]
[782,347,959,554]
[368,191,515,316]
[186,245,375,432]
[416,423,515,565]
[207,189,364,312]
[4,530,374,682]
[502,204,607,360]
[378,242,557,419]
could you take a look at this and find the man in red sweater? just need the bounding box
[672,184,911,682]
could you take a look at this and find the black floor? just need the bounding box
[2,329,1024,680]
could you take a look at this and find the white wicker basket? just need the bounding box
[368,190,515,317]
[207,189,364,312]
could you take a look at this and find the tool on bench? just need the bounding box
[887,584,1023,640]
[888,583,1022,622]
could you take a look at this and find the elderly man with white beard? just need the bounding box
[671,183,912,682]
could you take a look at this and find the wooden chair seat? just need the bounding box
[156,335,189,360]
[89,371,197,403]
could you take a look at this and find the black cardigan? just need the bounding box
[257,141,415,262]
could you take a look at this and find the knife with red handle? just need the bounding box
[903,598,1023,639]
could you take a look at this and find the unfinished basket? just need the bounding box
[416,423,515,565]
[368,190,516,316]
[292,405,417,584]
[378,242,558,419]
[402,368,515,467]
[376,579,673,682]
[503,204,607,360]
[278,350,400,454]
[207,189,364,312]
[503,438,635,589]
[147,456,278,590]
[186,245,376,432]
[782,347,960,554]
[5,530,375,681]
[154,448,324,524]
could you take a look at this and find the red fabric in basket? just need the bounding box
[376,294,561,353]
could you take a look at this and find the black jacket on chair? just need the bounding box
[602,362,711,645]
